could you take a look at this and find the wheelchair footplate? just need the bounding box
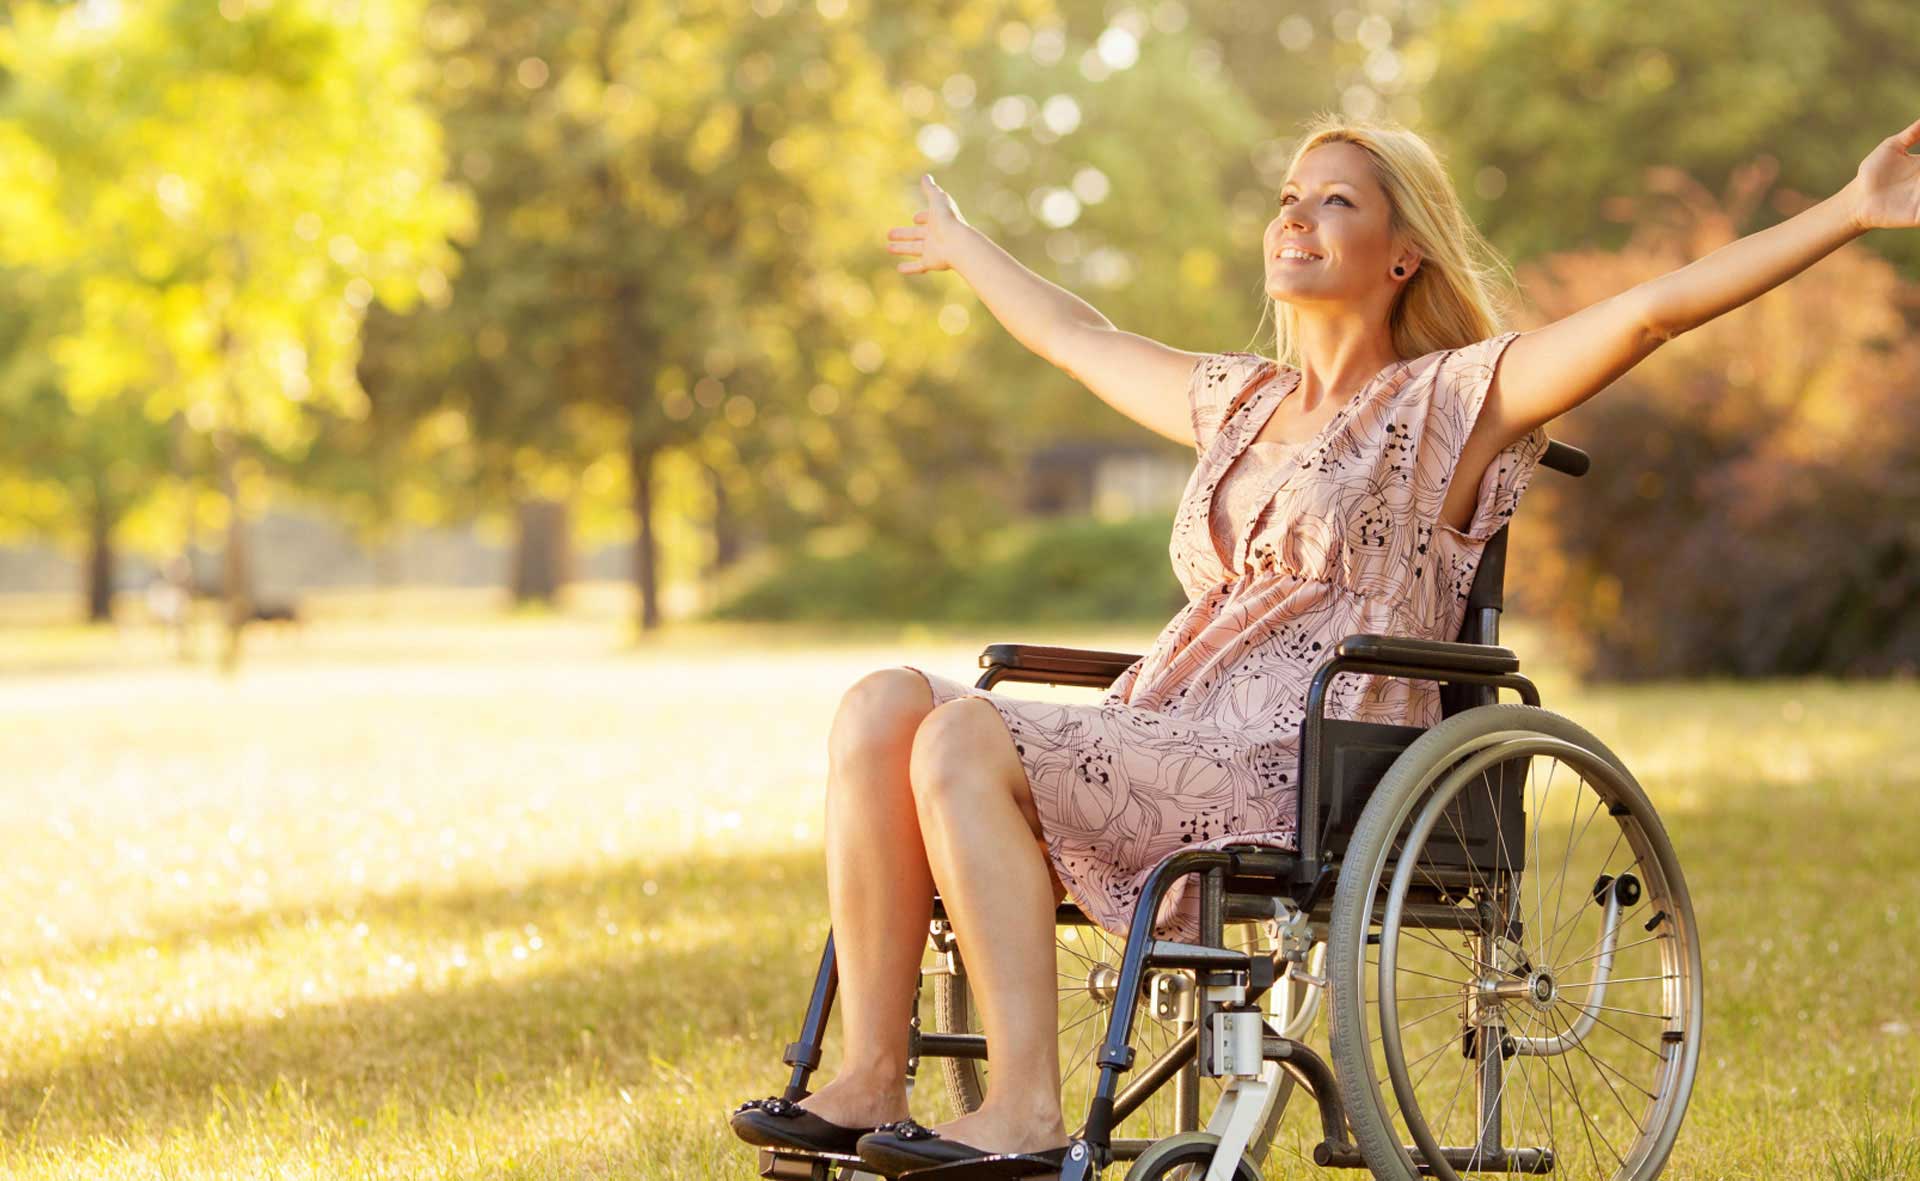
[756,1147,870,1180]
[893,1153,1072,1179]
[758,1147,1068,1181]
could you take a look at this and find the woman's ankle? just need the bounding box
[973,1093,1066,1136]
[804,1072,910,1121]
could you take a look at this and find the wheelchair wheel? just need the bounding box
[1327,703,1702,1181]
[926,916,1288,1153]
[1123,1131,1261,1180]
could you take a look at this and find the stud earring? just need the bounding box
[1393,265,1407,277]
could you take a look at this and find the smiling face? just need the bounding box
[1263,140,1416,309]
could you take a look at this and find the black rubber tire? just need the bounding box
[1124,1131,1262,1181]
[930,965,982,1114]
[1325,702,1701,1181]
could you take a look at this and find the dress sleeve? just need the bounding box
[1187,351,1271,457]
[1421,330,1551,543]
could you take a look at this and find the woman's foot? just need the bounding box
[926,1102,1068,1157]
[854,1102,1070,1179]
[729,1072,910,1155]
[793,1073,911,1130]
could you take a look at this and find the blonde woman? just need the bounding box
[731,113,1920,1175]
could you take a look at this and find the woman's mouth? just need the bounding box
[1274,247,1322,264]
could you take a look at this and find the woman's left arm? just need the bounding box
[1481,116,1920,442]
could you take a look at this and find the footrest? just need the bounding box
[757,1148,866,1180]
[898,1153,1071,1179]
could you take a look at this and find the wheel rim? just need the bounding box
[1362,733,1701,1180]
[1123,1131,1261,1181]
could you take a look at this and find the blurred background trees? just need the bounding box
[0,0,471,666]
[1,0,1917,679]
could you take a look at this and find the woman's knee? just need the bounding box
[829,668,935,766]
[907,700,1004,806]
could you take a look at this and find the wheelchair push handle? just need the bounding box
[1540,437,1589,477]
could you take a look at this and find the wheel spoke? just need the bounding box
[1542,1001,1650,1146]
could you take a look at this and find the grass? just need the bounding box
[0,598,1916,1178]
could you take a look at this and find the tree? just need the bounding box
[1416,0,1920,276]
[0,273,171,621]
[0,0,471,663]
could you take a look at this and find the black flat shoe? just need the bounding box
[855,1119,1072,1177]
[728,1095,887,1155]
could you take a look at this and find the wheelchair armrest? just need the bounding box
[1335,634,1518,675]
[978,643,1142,688]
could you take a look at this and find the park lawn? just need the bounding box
[0,611,1916,1179]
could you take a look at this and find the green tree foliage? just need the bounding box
[0,272,171,620]
[1417,0,1920,277]
[0,0,470,656]
[359,0,1056,627]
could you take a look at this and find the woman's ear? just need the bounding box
[1392,252,1422,281]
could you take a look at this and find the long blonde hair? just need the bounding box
[1258,112,1517,366]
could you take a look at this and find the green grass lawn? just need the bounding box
[0,605,1916,1178]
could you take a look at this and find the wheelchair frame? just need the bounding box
[755,438,1697,1180]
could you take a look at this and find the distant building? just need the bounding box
[1023,441,1191,521]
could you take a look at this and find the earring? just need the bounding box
[1393,265,1407,277]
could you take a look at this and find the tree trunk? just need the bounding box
[373,539,401,590]
[171,412,197,662]
[631,436,661,632]
[84,492,115,624]
[708,462,740,579]
[510,497,571,605]
[215,428,251,673]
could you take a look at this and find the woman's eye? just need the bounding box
[1279,194,1351,207]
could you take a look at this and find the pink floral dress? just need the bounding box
[902,330,1549,941]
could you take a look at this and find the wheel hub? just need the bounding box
[1482,968,1557,1012]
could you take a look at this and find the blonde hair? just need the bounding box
[1258,112,1517,366]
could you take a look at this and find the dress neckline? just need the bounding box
[1203,356,1409,574]
[1245,357,1410,456]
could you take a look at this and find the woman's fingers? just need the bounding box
[1893,115,1920,151]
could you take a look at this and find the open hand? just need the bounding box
[1850,116,1920,231]
[886,174,970,274]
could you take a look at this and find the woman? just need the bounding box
[732,113,1920,1175]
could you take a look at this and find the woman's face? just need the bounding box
[1263,141,1414,308]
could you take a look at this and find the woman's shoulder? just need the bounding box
[1401,330,1522,377]
[1193,351,1284,398]
[1210,349,1283,373]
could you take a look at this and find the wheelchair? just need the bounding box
[753,437,1702,1180]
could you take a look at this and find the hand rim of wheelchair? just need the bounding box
[1327,705,1703,1181]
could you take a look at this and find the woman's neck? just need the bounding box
[1288,309,1400,415]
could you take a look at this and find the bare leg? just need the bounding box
[794,669,937,1129]
[909,698,1068,1155]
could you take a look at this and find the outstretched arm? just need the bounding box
[1478,116,1920,447]
[887,174,1202,446]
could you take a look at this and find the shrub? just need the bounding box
[1509,159,1920,679]
[707,514,1186,624]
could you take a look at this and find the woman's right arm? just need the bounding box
[888,175,1203,448]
